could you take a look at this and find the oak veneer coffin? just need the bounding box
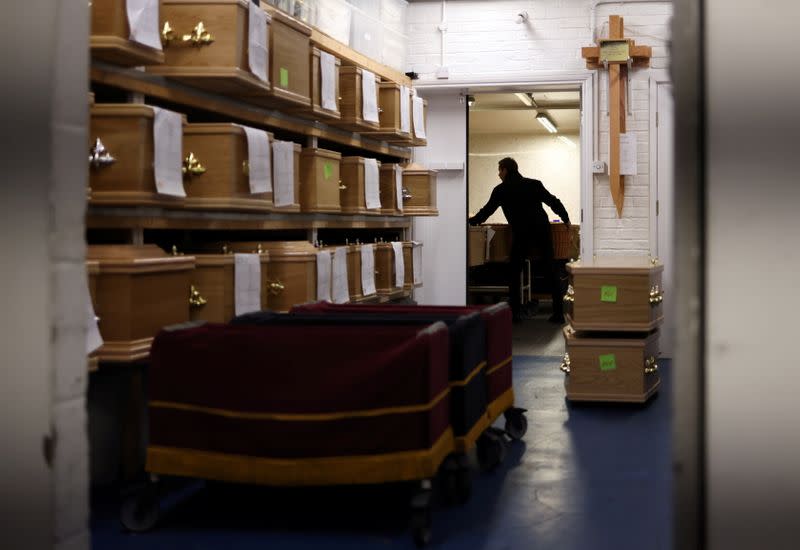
[347,244,377,303]
[334,66,380,133]
[291,46,341,121]
[260,5,312,108]
[378,163,403,216]
[299,148,341,213]
[86,245,194,362]
[374,242,404,301]
[401,163,438,216]
[91,0,166,66]
[365,81,412,143]
[339,157,381,215]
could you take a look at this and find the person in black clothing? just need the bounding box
[469,157,571,324]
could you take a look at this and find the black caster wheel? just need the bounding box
[411,507,432,548]
[120,485,160,533]
[476,430,506,471]
[504,408,528,440]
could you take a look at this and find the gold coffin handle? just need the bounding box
[182,152,206,176]
[268,280,285,295]
[649,285,664,305]
[563,284,575,303]
[182,22,215,46]
[189,285,207,307]
[644,355,658,374]
[338,181,347,190]
[89,138,116,168]
[161,21,175,45]
[559,352,571,374]
[401,187,413,201]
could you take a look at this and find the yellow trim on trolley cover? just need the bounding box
[486,356,512,376]
[449,361,487,387]
[146,428,456,486]
[486,387,516,424]
[148,387,449,422]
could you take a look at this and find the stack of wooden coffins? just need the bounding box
[561,256,664,403]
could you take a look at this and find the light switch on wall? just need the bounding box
[592,160,607,174]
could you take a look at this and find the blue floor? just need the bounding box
[91,356,672,549]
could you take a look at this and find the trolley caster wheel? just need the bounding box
[411,508,432,548]
[477,430,506,471]
[504,408,528,440]
[120,485,160,533]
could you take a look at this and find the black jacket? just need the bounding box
[469,175,570,237]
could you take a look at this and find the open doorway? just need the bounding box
[466,89,583,355]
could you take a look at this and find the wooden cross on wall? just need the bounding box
[582,15,651,217]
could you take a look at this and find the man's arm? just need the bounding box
[538,183,571,226]
[468,186,502,225]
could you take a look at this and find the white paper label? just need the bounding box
[151,107,186,197]
[86,283,103,355]
[272,140,295,207]
[234,253,261,316]
[395,165,404,211]
[392,241,405,288]
[620,132,638,176]
[248,3,269,83]
[364,158,381,209]
[332,247,350,304]
[400,85,411,134]
[485,226,496,259]
[126,0,162,51]
[360,244,376,296]
[320,50,338,112]
[316,250,332,302]
[412,94,426,139]
[412,241,423,285]
[361,69,379,123]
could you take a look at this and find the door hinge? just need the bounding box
[581,209,584,223]
[656,200,660,216]
[656,112,659,127]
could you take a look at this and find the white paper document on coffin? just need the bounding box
[151,107,186,197]
[127,0,162,51]
[236,125,272,194]
[413,241,423,285]
[391,241,405,288]
[364,158,381,209]
[316,250,332,302]
[320,51,338,112]
[412,94,426,139]
[234,253,261,316]
[332,247,350,304]
[360,244,377,296]
[395,165,404,211]
[272,140,295,207]
[361,69,379,123]
[248,2,269,83]
[485,227,496,259]
[400,85,411,134]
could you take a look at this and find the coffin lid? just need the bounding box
[401,162,437,175]
[341,156,372,166]
[185,123,274,138]
[86,260,99,275]
[566,255,663,275]
[339,66,380,82]
[91,103,154,118]
[262,5,311,36]
[379,162,402,172]
[86,245,195,272]
[300,148,342,160]
[224,240,316,257]
[311,46,341,65]
[378,81,402,91]
[563,325,659,348]
[192,254,236,266]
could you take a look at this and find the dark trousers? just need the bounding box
[508,228,563,318]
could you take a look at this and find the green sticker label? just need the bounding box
[323,163,333,180]
[280,67,289,87]
[600,285,618,302]
[599,354,617,371]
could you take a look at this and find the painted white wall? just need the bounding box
[407,0,673,258]
[412,92,467,305]
[468,132,581,224]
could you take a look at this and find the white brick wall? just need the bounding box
[407,0,673,257]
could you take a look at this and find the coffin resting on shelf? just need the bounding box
[293,302,515,423]
[346,244,377,303]
[90,0,165,66]
[373,242,406,301]
[146,320,453,486]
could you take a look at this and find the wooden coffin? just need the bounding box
[378,163,403,215]
[335,66,381,133]
[86,245,195,362]
[91,0,166,66]
[299,148,341,213]
[182,123,273,211]
[374,242,404,301]
[188,254,234,323]
[365,81,412,142]
[548,223,580,260]
[468,226,487,267]
[224,241,316,312]
[148,0,271,96]
[89,104,186,208]
[402,242,416,293]
[401,163,438,216]
[487,224,511,262]
[261,6,312,108]
[340,157,381,215]
[292,47,341,121]
[411,96,428,147]
[272,141,302,212]
[562,325,661,403]
[565,256,664,332]
[347,244,377,303]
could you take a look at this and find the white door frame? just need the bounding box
[417,71,597,259]
[649,69,672,255]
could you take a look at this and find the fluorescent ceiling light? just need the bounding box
[536,113,557,133]
[557,135,576,148]
[514,92,533,107]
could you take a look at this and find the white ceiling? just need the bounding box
[469,92,581,135]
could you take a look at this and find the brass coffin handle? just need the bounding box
[189,285,207,307]
[161,21,176,45]
[89,138,116,169]
[183,22,215,46]
[644,356,658,374]
[338,181,347,190]
[559,352,571,374]
[268,281,285,295]
[182,152,206,176]
[563,284,575,303]
[402,187,413,201]
[649,285,664,305]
